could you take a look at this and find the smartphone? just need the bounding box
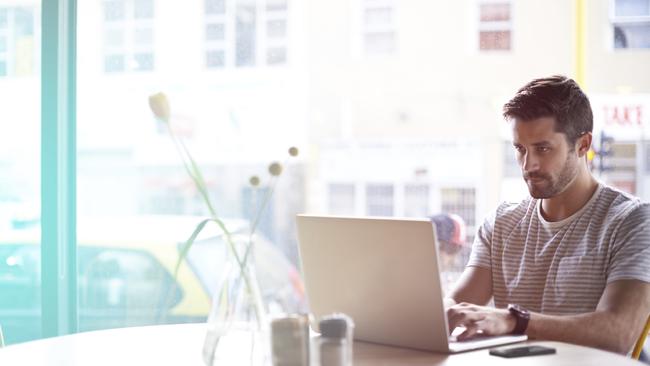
[489,345,556,358]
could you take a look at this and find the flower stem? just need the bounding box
[165,123,266,327]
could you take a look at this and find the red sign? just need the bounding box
[602,105,643,126]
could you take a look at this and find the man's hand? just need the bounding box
[446,302,516,341]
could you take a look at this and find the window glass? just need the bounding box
[441,188,476,239]
[366,184,394,216]
[206,23,225,40]
[478,1,511,51]
[362,0,396,55]
[0,1,40,345]
[66,0,650,340]
[104,0,126,22]
[612,0,650,49]
[133,0,153,19]
[266,46,286,64]
[235,2,256,66]
[266,19,286,38]
[480,2,510,21]
[206,0,226,14]
[206,49,225,67]
[614,24,650,49]
[615,0,650,16]
[78,246,182,330]
[77,0,304,335]
[404,184,429,218]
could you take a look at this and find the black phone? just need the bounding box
[489,345,556,358]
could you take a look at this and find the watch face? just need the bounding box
[509,304,530,318]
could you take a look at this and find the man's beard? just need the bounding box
[524,154,577,199]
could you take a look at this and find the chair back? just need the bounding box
[632,315,650,360]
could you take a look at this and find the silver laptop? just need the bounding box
[295,214,527,353]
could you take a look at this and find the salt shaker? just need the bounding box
[270,314,310,366]
[318,314,354,366]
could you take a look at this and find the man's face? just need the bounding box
[511,117,579,199]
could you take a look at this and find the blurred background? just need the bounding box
[0,0,649,345]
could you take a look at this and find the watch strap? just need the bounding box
[508,304,530,335]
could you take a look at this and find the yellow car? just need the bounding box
[0,215,306,345]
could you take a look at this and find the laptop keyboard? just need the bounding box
[449,328,493,343]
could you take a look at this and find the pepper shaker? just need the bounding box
[318,314,354,366]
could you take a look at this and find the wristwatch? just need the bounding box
[507,304,530,335]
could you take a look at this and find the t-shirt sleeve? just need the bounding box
[466,206,497,270]
[607,203,650,284]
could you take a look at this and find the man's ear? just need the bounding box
[576,132,592,157]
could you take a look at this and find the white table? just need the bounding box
[0,323,643,365]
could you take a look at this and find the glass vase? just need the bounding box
[202,239,270,365]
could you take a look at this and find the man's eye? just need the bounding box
[537,146,550,153]
[514,146,524,153]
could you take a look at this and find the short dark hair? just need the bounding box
[503,75,593,146]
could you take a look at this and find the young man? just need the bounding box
[445,75,650,354]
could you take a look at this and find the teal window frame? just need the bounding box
[41,0,77,338]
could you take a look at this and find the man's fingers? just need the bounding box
[457,323,480,341]
[447,309,487,333]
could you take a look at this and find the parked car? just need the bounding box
[0,215,305,345]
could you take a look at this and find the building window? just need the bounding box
[102,0,155,73]
[0,6,36,77]
[235,0,256,67]
[264,0,288,66]
[205,0,227,68]
[404,184,429,217]
[328,183,355,215]
[612,0,650,49]
[205,0,289,69]
[366,184,394,216]
[362,0,397,55]
[478,1,511,51]
[440,187,476,238]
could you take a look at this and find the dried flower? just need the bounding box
[269,162,283,176]
[148,92,171,124]
[288,146,299,157]
[249,176,260,187]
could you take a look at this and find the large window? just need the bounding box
[612,0,650,49]
[4,0,650,348]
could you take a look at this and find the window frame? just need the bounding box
[41,0,78,338]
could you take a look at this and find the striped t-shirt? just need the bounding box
[467,183,650,315]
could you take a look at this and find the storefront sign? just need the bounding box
[590,94,650,141]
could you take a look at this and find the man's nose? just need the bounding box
[522,152,539,172]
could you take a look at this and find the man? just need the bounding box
[445,75,650,354]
